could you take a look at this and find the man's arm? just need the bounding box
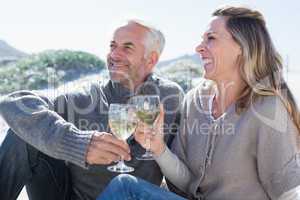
[0,90,130,168]
[0,90,94,168]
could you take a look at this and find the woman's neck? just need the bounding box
[212,79,246,118]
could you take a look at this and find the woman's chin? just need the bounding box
[203,74,213,81]
[203,64,215,75]
[203,69,215,80]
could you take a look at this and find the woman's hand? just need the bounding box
[134,104,166,156]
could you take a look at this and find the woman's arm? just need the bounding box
[278,185,300,200]
[255,96,300,199]
[134,102,192,193]
[154,145,192,192]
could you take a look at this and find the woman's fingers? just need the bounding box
[154,104,165,134]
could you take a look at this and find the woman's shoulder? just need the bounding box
[249,95,295,134]
[251,95,288,116]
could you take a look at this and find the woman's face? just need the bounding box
[196,16,242,83]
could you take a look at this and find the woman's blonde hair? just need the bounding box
[212,5,300,133]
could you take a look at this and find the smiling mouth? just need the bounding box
[202,58,213,66]
[108,59,130,69]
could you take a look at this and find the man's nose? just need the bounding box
[109,47,123,59]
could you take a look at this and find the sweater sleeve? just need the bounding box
[256,97,300,199]
[278,185,300,200]
[161,96,194,197]
[0,90,93,168]
[155,146,192,192]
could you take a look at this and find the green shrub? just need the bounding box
[0,50,105,94]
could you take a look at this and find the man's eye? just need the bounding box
[208,36,215,40]
[124,46,133,52]
[110,44,116,49]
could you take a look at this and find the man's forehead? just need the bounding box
[120,22,149,32]
[112,24,147,42]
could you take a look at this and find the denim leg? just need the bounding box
[25,144,71,200]
[0,129,70,200]
[97,174,187,200]
[0,129,31,200]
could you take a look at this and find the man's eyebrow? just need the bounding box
[109,41,136,48]
[123,42,135,48]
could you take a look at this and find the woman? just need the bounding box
[97,6,300,200]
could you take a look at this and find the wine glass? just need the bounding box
[129,95,160,160]
[107,104,137,173]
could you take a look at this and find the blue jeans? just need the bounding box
[97,174,187,200]
[0,129,70,200]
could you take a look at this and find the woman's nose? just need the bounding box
[195,41,205,53]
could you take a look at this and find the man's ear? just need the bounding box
[146,51,159,70]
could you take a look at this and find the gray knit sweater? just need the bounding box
[156,81,300,200]
[0,73,184,200]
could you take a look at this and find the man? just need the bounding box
[0,20,184,200]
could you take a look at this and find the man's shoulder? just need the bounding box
[154,75,184,95]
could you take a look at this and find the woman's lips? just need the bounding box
[202,58,213,71]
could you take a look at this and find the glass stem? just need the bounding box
[146,125,154,153]
[146,137,151,153]
[117,157,125,169]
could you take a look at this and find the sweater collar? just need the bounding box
[103,73,159,104]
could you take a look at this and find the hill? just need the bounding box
[157,54,201,68]
[156,54,203,91]
[0,40,27,65]
[0,40,203,95]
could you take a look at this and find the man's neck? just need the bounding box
[120,73,153,92]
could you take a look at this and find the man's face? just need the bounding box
[107,23,152,89]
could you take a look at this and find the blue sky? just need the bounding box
[1,0,299,69]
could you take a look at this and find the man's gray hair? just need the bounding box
[127,19,165,57]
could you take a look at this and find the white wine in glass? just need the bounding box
[107,104,137,173]
[129,95,160,160]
